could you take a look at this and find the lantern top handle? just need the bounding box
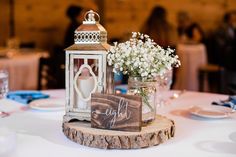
[83,10,100,23]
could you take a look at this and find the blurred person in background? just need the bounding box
[173,22,207,91]
[185,23,205,44]
[214,11,236,68]
[64,5,84,48]
[47,5,84,89]
[176,11,192,43]
[141,6,177,48]
[214,11,236,94]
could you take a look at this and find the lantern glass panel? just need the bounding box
[70,54,103,111]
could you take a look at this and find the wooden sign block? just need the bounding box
[91,93,142,132]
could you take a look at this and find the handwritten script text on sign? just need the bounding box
[91,93,142,132]
[92,98,131,127]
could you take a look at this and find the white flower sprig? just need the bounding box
[107,32,180,79]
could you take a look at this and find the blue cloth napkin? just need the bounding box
[212,95,236,110]
[7,90,49,104]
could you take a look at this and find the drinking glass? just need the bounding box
[0,70,9,99]
[156,69,173,107]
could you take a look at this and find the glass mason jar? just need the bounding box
[127,76,156,125]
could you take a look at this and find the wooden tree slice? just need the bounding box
[62,115,175,149]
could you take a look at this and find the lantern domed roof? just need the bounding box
[74,10,107,44]
[66,10,109,51]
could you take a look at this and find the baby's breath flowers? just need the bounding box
[107,32,180,80]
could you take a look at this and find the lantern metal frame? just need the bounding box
[63,10,112,122]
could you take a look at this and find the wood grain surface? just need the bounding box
[62,115,175,149]
[91,93,142,132]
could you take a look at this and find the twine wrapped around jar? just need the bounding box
[127,76,156,125]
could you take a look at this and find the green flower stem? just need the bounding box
[139,87,154,112]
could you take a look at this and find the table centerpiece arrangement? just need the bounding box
[63,10,180,149]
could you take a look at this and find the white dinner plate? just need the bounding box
[189,105,233,119]
[29,98,65,111]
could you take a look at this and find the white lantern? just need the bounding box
[63,10,113,122]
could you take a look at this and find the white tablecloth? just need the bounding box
[0,90,236,157]
[0,49,48,90]
[174,44,207,91]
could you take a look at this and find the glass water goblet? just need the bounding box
[156,69,173,107]
[0,70,9,99]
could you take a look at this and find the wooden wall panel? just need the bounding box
[0,0,235,49]
[0,0,10,46]
[104,0,236,41]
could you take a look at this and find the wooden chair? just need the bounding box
[37,57,58,90]
[223,69,236,94]
[198,64,224,93]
